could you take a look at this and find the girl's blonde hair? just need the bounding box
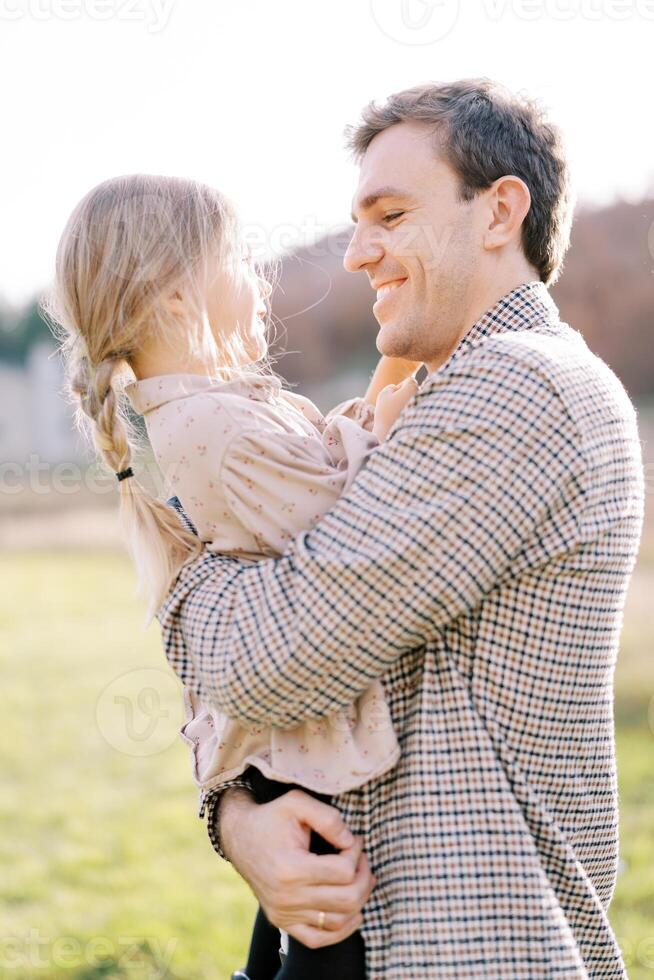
[44,174,276,624]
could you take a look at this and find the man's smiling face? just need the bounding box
[345,120,485,371]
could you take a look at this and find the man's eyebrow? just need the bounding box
[350,187,413,223]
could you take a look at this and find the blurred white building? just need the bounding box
[0,344,81,465]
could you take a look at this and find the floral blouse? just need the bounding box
[125,371,401,795]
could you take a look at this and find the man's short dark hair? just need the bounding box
[345,78,574,285]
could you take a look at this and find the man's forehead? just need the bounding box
[351,126,443,209]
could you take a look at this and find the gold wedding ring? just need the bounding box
[318,910,326,930]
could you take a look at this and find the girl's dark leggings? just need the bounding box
[241,767,366,980]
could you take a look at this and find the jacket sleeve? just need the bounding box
[159,347,586,730]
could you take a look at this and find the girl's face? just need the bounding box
[206,246,270,365]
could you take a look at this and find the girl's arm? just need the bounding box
[363,355,423,407]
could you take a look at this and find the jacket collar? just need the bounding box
[446,279,560,370]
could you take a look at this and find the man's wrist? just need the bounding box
[204,779,256,861]
[216,787,257,863]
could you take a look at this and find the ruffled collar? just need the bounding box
[124,371,283,416]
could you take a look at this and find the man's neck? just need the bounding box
[425,264,541,374]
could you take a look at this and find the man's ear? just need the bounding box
[482,175,531,253]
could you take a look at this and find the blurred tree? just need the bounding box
[0,298,55,365]
[551,198,654,399]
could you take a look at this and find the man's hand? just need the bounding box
[218,787,376,949]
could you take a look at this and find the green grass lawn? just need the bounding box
[1,551,653,978]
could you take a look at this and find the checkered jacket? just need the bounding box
[158,281,644,979]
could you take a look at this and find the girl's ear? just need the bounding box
[165,289,186,317]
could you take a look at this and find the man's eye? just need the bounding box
[382,211,405,224]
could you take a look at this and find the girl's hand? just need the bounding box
[364,356,423,407]
[373,377,419,441]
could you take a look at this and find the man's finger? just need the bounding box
[301,849,376,914]
[356,850,377,905]
[288,913,364,950]
[290,908,356,933]
[297,839,363,887]
[284,790,356,850]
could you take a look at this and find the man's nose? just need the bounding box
[343,225,384,274]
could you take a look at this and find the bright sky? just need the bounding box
[1,0,652,306]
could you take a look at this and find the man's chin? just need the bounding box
[376,321,407,359]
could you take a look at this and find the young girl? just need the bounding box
[48,174,421,980]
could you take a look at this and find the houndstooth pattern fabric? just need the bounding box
[158,281,644,979]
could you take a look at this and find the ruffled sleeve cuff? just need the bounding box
[321,414,380,495]
[325,395,376,433]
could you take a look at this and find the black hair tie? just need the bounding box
[115,467,134,482]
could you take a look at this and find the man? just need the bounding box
[160,79,644,977]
